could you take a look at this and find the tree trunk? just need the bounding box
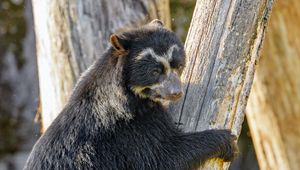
[246,1,300,169]
[170,0,273,169]
[32,0,170,131]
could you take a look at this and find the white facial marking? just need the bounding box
[138,48,170,74]
[166,44,179,61]
[135,55,144,61]
[137,44,179,75]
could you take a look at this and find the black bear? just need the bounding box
[24,20,238,170]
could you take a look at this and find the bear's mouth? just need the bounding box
[142,87,183,102]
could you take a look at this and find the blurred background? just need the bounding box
[0,0,299,170]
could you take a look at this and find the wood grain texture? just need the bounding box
[247,1,300,169]
[169,0,273,169]
[32,0,170,130]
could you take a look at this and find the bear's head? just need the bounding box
[110,20,186,104]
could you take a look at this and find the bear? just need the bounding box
[24,20,238,170]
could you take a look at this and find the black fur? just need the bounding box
[24,21,237,170]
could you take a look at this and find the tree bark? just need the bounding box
[170,0,273,169]
[32,0,170,131]
[246,1,300,169]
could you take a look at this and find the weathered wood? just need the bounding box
[247,1,300,169]
[170,0,273,169]
[32,0,170,130]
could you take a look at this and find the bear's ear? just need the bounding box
[149,19,164,27]
[110,34,128,56]
[110,34,124,51]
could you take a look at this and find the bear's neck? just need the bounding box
[69,49,133,127]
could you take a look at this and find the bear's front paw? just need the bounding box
[214,130,239,162]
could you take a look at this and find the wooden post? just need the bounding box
[32,0,170,131]
[170,0,274,169]
[247,1,300,169]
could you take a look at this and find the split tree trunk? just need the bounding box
[32,0,170,131]
[170,0,273,169]
[246,1,300,170]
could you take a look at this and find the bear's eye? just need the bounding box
[151,68,162,76]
